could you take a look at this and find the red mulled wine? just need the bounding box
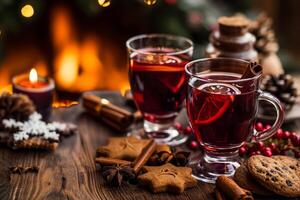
[187,72,259,149]
[129,48,189,123]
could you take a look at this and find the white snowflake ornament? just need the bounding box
[2,112,65,142]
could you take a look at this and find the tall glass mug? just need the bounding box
[185,58,284,183]
[127,34,193,145]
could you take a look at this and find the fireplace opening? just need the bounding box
[0,0,151,100]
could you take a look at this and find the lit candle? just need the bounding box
[12,68,55,120]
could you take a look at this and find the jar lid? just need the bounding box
[218,16,249,36]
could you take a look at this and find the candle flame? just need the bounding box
[29,68,38,83]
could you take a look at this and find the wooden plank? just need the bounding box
[0,106,215,200]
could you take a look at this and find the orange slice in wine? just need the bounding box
[195,83,240,125]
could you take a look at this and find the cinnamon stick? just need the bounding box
[100,117,128,131]
[82,94,134,130]
[216,176,254,200]
[132,139,157,174]
[215,188,227,200]
[241,62,262,79]
[95,157,131,166]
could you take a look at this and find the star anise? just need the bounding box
[102,165,135,186]
[171,151,191,166]
[149,148,191,166]
[9,166,39,174]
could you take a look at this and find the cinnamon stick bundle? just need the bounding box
[82,94,134,131]
[216,176,254,200]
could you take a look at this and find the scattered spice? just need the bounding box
[100,139,157,186]
[102,165,135,186]
[148,147,190,166]
[9,166,39,174]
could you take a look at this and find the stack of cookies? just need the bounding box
[234,155,300,197]
[95,136,197,194]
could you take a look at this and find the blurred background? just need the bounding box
[0,0,299,99]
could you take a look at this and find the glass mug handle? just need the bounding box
[254,91,285,140]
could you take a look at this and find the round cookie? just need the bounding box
[273,155,300,177]
[247,155,300,197]
[234,163,274,196]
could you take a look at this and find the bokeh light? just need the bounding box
[98,0,111,7]
[144,0,156,6]
[21,4,34,18]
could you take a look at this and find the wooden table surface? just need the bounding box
[0,91,299,200]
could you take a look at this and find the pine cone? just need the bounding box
[249,13,279,55]
[261,74,298,111]
[0,93,35,122]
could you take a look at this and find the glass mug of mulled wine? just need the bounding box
[126,34,193,145]
[185,58,284,183]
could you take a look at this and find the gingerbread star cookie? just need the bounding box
[138,163,197,193]
[96,136,151,161]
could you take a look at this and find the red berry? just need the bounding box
[264,147,272,152]
[280,149,290,156]
[174,122,183,131]
[297,136,300,147]
[250,151,257,157]
[242,143,248,148]
[239,147,247,156]
[264,150,272,157]
[295,151,300,158]
[272,148,280,155]
[291,132,297,137]
[256,141,265,150]
[263,147,272,157]
[275,129,283,139]
[283,131,291,139]
[255,151,261,155]
[268,143,277,151]
[248,145,257,153]
[291,132,300,146]
[255,122,264,131]
[189,140,199,150]
[184,126,193,135]
[265,125,271,130]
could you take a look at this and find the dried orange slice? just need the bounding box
[195,83,240,125]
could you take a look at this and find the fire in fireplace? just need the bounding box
[51,6,129,93]
[0,2,131,97]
